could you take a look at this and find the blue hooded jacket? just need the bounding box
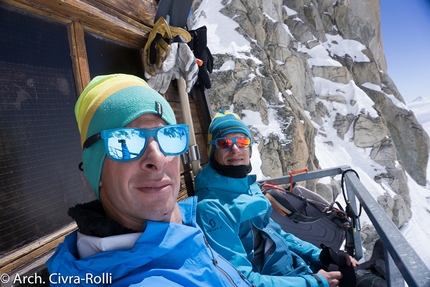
[46,197,254,287]
[194,163,328,287]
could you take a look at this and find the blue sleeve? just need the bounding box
[268,218,325,270]
[196,199,328,287]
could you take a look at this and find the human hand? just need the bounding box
[339,252,360,267]
[317,269,342,287]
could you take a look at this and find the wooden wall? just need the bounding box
[0,0,211,278]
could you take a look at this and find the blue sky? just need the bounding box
[380,0,430,103]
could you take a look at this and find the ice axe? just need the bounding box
[155,0,193,29]
[154,0,201,177]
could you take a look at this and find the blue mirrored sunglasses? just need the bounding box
[83,124,189,161]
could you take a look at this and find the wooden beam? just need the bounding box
[0,223,77,274]
[3,0,154,47]
[83,0,157,27]
[68,21,91,95]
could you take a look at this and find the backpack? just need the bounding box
[260,183,351,250]
[260,169,387,287]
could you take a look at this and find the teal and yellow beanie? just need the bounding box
[207,110,252,158]
[75,74,176,199]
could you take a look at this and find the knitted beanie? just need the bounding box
[75,74,176,199]
[207,110,252,158]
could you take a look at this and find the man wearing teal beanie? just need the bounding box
[46,74,253,286]
[194,110,359,287]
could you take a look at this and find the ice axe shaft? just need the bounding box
[178,77,201,175]
[154,0,200,175]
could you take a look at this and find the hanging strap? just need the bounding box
[288,168,308,192]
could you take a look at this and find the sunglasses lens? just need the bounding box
[236,137,251,148]
[216,138,233,149]
[214,137,251,149]
[157,125,189,155]
[101,125,189,161]
[105,129,146,161]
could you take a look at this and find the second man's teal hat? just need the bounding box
[207,110,252,157]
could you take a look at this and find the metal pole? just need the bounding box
[344,172,430,287]
[177,77,201,176]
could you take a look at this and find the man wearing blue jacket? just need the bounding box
[46,74,253,287]
[195,110,359,287]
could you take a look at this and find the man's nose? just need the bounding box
[139,137,167,170]
[230,143,241,151]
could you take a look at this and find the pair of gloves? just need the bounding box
[143,17,198,94]
[145,42,199,94]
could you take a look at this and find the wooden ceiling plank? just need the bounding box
[4,0,154,47]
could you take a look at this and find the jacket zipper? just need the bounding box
[203,235,255,287]
[216,254,256,287]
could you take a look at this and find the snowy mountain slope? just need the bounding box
[191,0,430,268]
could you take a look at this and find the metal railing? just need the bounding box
[259,165,430,287]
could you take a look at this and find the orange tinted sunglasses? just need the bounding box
[209,137,251,150]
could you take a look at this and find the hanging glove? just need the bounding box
[143,17,172,76]
[152,37,171,69]
[188,26,213,89]
[145,43,178,94]
[152,26,190,68]
[197,46,213,89]
[160,41,178,72]
[145,67,174,94]
[143,16,192,76]
[172,43,199,93]
[170,26,192,44]
[152,26,191,70]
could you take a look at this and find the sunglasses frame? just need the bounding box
[209,136,252,150]
[83,124,189,161]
